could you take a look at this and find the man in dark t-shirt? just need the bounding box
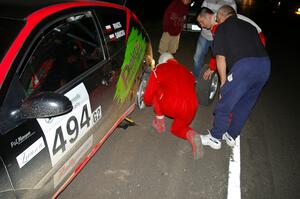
[201,5,271,150]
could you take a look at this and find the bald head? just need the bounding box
[216,5,237,23]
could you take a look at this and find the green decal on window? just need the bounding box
[114,28,146,103]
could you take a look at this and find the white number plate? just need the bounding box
[37,83,102,166]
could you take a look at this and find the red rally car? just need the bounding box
[0,0,153,198]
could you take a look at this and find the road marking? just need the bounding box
[227,137,241,199]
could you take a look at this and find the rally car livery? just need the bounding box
[0,0,153,198]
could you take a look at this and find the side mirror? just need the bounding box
[20,92,73,118]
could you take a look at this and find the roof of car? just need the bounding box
[0,0,125,19]
[0,0,73,19]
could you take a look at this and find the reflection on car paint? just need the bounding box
[114,28,146,103]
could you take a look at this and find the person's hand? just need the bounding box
[203,68,214,80]
[220,81,225,88]
[219,82,225,100]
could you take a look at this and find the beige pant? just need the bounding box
[158,32,180,54]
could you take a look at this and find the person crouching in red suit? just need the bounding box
[143,52,203,160]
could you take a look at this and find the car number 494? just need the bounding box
[37,83,102,166]
[47,104,101,166]
[52,104,102,156]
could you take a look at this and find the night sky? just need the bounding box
[126,0,170,22]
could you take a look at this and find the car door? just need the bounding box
[93,5,149,111]
[0,9,111,197]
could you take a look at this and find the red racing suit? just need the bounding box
[143,59,198,140]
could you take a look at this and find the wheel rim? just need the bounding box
[136,78,147,109]
[209,73,219,100]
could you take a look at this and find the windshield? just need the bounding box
[0,18,25,63]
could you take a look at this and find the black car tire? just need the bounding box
[196,64,219,106]
[136,71,150,109]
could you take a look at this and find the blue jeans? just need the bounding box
[211,57,271,139]
[193,35,212,77]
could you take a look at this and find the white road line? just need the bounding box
[227,136,241,199]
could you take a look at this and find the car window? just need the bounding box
[94,7,127,56]
[20,12,104,96]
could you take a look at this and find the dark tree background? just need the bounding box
[126,0,171,23]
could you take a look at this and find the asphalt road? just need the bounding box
[59,11,300,199]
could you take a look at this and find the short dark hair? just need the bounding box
[218,5,237,18]
[196,7,214,18]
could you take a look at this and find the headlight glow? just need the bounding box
[296,8,300,15]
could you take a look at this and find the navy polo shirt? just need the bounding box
[213,16,268,71]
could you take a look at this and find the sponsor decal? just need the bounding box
[53,135,93,188]
[114,28,146,103]
[16,137,45,168]
[70,93,81,109]
[37,83,102,166]
[105,25,112,32]
[115,30,125,39]
[112,22,122,29]
[11,131,35,148]
[109,33,116,41]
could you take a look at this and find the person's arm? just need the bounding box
[213,21,226,87]
[203,58,216,80]
[216,55,227,87]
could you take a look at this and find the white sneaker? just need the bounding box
[200,131,221,150]
[222,132,236,147]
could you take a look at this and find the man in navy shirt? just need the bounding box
[201,5,271,149]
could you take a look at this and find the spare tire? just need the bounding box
[196,64,219,106]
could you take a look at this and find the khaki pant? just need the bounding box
[158,32,180,54]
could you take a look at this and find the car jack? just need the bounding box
[118,117,136,129]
